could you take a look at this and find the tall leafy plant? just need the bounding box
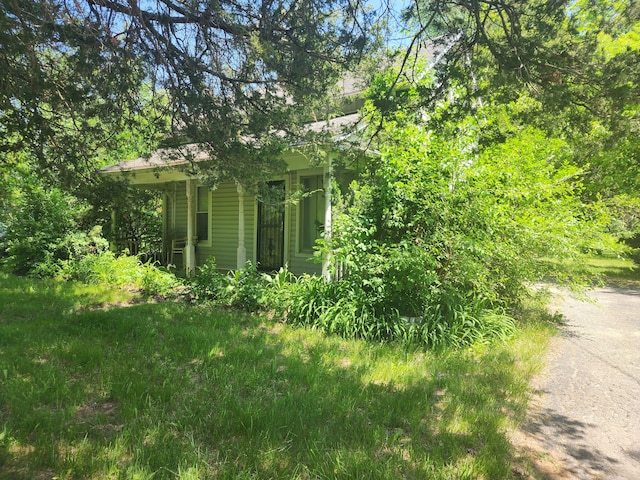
[321,121,618,326]
[2,183,88,276]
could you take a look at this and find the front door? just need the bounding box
[256,181,285,271]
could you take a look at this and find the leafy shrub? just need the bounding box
[225,262,268,311]
[187,260,513,348]
[325,125,616,307]
[189,259,268,311]
[282,123,620,348]
[277,273,515,348]
[1,182,179,296]
[2,186,88,276]
[261,265,296,312]
[138,261,181,297]
[189,257,230,302]
[413,304,516,350]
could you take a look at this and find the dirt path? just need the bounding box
[513,286,640,479]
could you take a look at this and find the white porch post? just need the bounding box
[185,179,196,276]
[322,157,333,281]
[236,181,247,269]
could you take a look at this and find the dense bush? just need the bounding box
[2,186,88,276]
[188,261,516,348]
[225,262,269,311]
[189,257,231,302]
[302,124,617,346]
[1,181,179,297]
[273,273,516,348]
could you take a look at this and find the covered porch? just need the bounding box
[101,149,334,278]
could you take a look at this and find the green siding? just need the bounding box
[209,182,239,270]
[174,184,188,239]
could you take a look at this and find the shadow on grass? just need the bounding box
[1,276,536,479]
[586,254,640,289]
[515,407,620,480]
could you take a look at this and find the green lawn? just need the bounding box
[584,254,640,286]
[0,273,554,479]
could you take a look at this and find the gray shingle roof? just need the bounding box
[101,113,361,173]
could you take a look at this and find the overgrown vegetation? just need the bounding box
[0,175,564,349]
[1,0,636,353]
[183,98,624,349]
[0,110,627,350]
[1,183,88,277]
[0,273,557,479]
[57,250,181,298]
[0,174,178,298]
[187,260,515,349]
[189,259,269,312]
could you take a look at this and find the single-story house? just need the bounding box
[100,111,363,278]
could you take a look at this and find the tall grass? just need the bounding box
[57,251,181,297]
[0,273,556,479]
[265,272,517,349]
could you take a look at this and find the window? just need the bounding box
[299,175,325,253]
[196,186,209,242]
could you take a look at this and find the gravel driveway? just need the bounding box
[513,286,640,479]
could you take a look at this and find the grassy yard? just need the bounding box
[0,272,555,479]
[584,254,640,286]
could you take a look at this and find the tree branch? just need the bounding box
[87,0,249,36]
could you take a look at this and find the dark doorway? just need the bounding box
[256,181,285,271]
